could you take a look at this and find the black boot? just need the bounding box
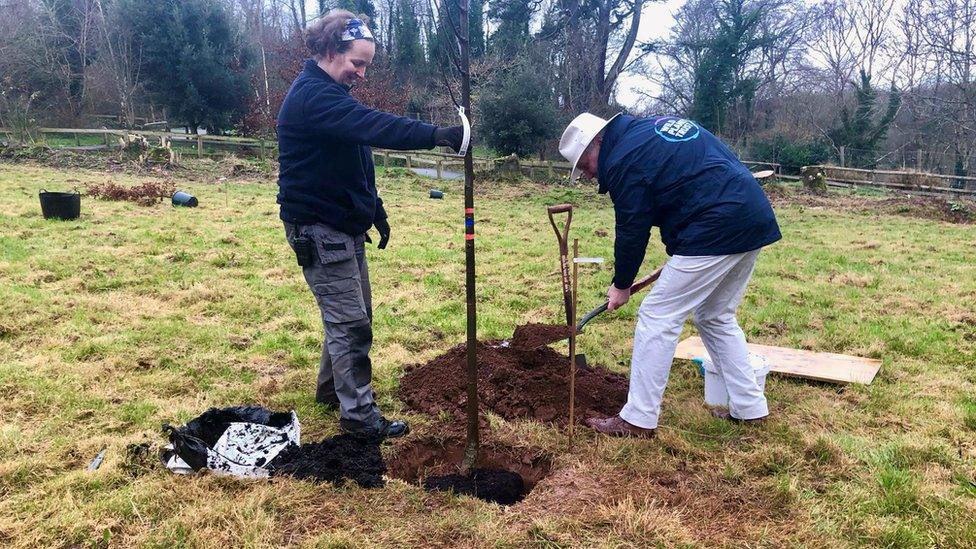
[341,416,410,439]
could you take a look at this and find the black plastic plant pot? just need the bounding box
[172,191,198,207]
[39,189,81,220]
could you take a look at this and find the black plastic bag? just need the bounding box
[160,406,300,478]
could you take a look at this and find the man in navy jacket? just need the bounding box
[278,11,463,439]
[559,112,781,437]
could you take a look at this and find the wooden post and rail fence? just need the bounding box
[0,127,272,160]
[1,126,973,198]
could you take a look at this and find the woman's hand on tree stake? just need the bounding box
[434,126,464,153]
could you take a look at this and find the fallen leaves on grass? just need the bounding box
[86,180,176,206]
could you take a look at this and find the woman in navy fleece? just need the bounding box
[277,10,463,439]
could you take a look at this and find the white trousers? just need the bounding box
[619,249,768,429]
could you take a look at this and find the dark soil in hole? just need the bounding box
[399,331,628,425]
[269,433,385,488]
[424,469,525,505]
[510,323,573,349]
[387,435,552,505]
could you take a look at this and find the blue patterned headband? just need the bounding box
[341,18,373,41]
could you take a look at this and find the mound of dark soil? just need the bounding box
[876,196,974,223]
[269,433,385,488]
[765,185,975,224]
[510,323,572,349]
[423,468,526,505]
[399,335,628,425]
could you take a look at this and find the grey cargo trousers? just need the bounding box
[284,222,380,429]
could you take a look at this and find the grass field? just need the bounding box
[1,160,975,547]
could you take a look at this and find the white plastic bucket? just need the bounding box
[697,352,771,410]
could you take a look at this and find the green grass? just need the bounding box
[36,133,109,147]
[1,162,975,547]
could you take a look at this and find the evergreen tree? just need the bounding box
[487,0,532,56]
[393,0,424,75]
[830,70,900,169]
[333,0,376,20]
[479,62,560,157]
[469,0,485,59]
[427,0,457,69]
[685,0,773,134]
[117,0,252,132]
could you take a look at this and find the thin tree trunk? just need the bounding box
[601,0,644,104]
[458,0,479,475]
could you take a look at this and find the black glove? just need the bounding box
[374,216,390,249]
[434,126,464,153]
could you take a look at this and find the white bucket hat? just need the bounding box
[559,112,621,182]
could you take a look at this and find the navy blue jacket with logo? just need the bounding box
[597,114,781,289]
[277,59,439,235]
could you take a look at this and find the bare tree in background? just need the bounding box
[806,0,896,98]
[1,1,70,125]
[899,0,976,177]
[92,0,142,127]
[38,0,100,120]
[636,0,808,140]
[540,0,648,113]
[806,1,857,96]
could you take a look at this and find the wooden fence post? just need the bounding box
[839,146,846,167]
[258,139,265,159]
[436,160,443,179]
[384,151,389,169]
[197,134,203,156]
[406,154,411,168]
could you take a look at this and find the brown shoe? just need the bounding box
[709,408,768,424]
[730,415,768,425]
[585,415,656,438]
[708,407,731,420]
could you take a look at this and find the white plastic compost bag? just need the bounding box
[161,406,300,479]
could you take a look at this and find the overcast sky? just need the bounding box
[615,0,687,109]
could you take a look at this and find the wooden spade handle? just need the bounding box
[576,266,665,332]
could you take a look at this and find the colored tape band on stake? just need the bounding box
[465,218,474,228]
[465,208,474,214]
[465,234,475,240]
[574,257,605,264]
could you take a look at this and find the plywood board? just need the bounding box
[674,336,881,385]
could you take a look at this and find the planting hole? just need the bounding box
[387,437,552,505]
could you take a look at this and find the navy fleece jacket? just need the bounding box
[277,59,438,235]
[597,115,781,289]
